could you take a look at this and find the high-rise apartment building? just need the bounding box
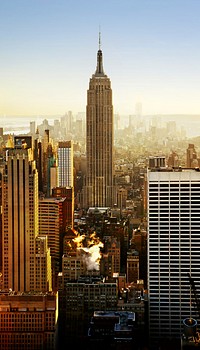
[84,35,115,208]
[57,141,74,188]
[147,163,200,344]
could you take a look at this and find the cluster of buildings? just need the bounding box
[0,38,147,350]
[0,35,200,350]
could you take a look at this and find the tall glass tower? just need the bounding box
[84,34,114,208]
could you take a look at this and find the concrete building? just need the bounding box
[61,250,91,286]
[147,163,200,344]
[38,198,60,261]
[88,310,135,349]
[0,291,58,350]
[52,186,74,229]
[59,275,118,345]
[84,34,115,208]
[126,249,139,284]
[103,236,121,275]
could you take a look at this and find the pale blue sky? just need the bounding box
[1,0,200,116]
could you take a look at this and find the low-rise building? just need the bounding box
[0,291,58,350]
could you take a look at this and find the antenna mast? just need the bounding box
[99,27,101,50]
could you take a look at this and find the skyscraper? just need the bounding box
[57,140,74,188]
[186,143,198,168]
[0,143,56,349]
[84,34,115,208]
[2,148,38,292]
[147,161,200,344]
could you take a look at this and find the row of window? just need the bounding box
[149,183,200,187]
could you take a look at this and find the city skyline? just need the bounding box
[1,0,200,117]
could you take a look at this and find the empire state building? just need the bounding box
[84,36,115,208]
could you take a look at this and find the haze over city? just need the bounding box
[2,2,200,349]
[1,0,200,117]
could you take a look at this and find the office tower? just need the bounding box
[30,120,36,135]
[52,186,74,229]
[42,129,53,195]
[103,236,121,275]
[65,110,73,135]
[38,197,68,289]
[147,163,200,344]
[2,144,52,293]
[49,158,57,194]
[130,228,147,288]
[100,253,114,279]
[186,143,198,168]
[33,129,43,193]
[2,148,38,292]
[54,119,60,137]
[57,141,74,188]
[167,150,179,168]
[117,187,128,209]
[126,249,139,284]
[84,34,115,208]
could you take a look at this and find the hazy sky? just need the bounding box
[1,0,200,117]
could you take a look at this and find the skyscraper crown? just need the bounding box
[94,31,105,76]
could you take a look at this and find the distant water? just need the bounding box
[1,114,200,138]
[0,115,56,135]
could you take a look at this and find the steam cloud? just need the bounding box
[73,231,104,270]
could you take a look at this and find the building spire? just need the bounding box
[95,29,105,76]
[99,28,101,50]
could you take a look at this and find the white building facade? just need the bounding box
[147,168,200,343]
[57,141,74,188]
